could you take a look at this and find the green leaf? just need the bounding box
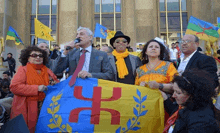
[54,105,60,114]
[57,115,62,127]
[66,123,72,133]
[47,123,57,129]
[47,108,54,114]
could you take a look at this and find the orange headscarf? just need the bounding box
[26,62,49,101]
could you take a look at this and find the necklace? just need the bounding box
[146,61,161,70]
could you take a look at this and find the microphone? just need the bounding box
[74,38,81,44]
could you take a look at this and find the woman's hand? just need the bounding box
[160,90,168,101]
[38,85,47,92]
[148,81,160,89]
[49,80,57,85]
[140,81,147,87]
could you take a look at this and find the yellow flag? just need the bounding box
[107,30,116,39]
[34,18,54,41]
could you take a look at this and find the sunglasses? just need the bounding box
[29,54,43,58]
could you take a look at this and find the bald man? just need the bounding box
[38,42,59,72]
[177,34,219,88]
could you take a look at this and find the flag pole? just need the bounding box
[49,0,52,49]
[99,0,102,47]
[35,0,38,45]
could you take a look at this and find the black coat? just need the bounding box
[2,57,16,69]
[177,51,219,88]
[164,99,220,133]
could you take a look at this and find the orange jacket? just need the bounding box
[10,65,59,133]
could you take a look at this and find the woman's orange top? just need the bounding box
[135,61,177,85]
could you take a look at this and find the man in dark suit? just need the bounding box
[108,31,142,84]
[54,27,114,80]
[178,34,219,88]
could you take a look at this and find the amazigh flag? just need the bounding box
[94,23,108,39]
[36,78,164,133]
[35,18,55,41]
[186,16,219,43]
[6,26,23,45]
[217,17,220,34]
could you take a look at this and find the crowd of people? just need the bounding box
[0,26,220,132]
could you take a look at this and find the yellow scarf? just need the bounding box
[112,49,129,79]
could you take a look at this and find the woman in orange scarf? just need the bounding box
[10,46,59,133]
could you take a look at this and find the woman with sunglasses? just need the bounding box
[161,69,220,133]
[10,46,59,133]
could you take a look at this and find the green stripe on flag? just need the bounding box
[7,31,17,38]
[187,23,219,38]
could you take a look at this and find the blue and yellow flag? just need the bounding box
[36,78,164,133]
[6,26,23,45]
[217,17,220,34]
[94,23,108,39]
[186,16,219,43]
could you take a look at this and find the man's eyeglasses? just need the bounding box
[180,40,193,44]
[29,54,43,58]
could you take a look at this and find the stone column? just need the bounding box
[58,0,78,44]
[187,0,212,22]
[135,0,159,44]
[0,0,4,37]
[78,0,94,31]
[121,0,136,48]
[3,0,31,72]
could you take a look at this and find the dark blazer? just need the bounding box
[178,51,219,87]
[54,48,114,80]
[108,54,142,81]
[164,99,220,133]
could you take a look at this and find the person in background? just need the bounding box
[1,53,16,77]
[37,42,59,72]
[139,44,143,51]
[2,71,11,83]
[50,44,61,59]
[10,46,59,133]
[127,47,134,52]
[169,43,178,64]
[161,70,220,133]
[109,31,142,84]
[95,44,100,50]
[100,45,113,55]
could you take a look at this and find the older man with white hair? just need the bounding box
[54,27,114,85]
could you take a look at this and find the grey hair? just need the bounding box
[77,26,94,43]
[193,35,199,43]
[37,42,49,47]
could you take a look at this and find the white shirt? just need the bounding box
[80,45,92,72]
[169,48,178,60]
[178,50,197,75]
[61,46,92,72]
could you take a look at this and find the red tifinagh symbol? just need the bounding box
[69,86,121,125]
[196,24,212,36]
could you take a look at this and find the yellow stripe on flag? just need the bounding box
[94,79,164,133]
[185,29,218,43]
[34,18,54,41]
[6,35,16,41]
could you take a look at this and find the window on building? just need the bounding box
[94,0,121,45]
[31,0,57,47]
[159,0,187,45]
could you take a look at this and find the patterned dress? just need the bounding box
[135,61,177,86]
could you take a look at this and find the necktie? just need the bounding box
[163,106,182,133]
[69,49,86,86]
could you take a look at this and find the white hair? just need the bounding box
[77,26,94,43]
